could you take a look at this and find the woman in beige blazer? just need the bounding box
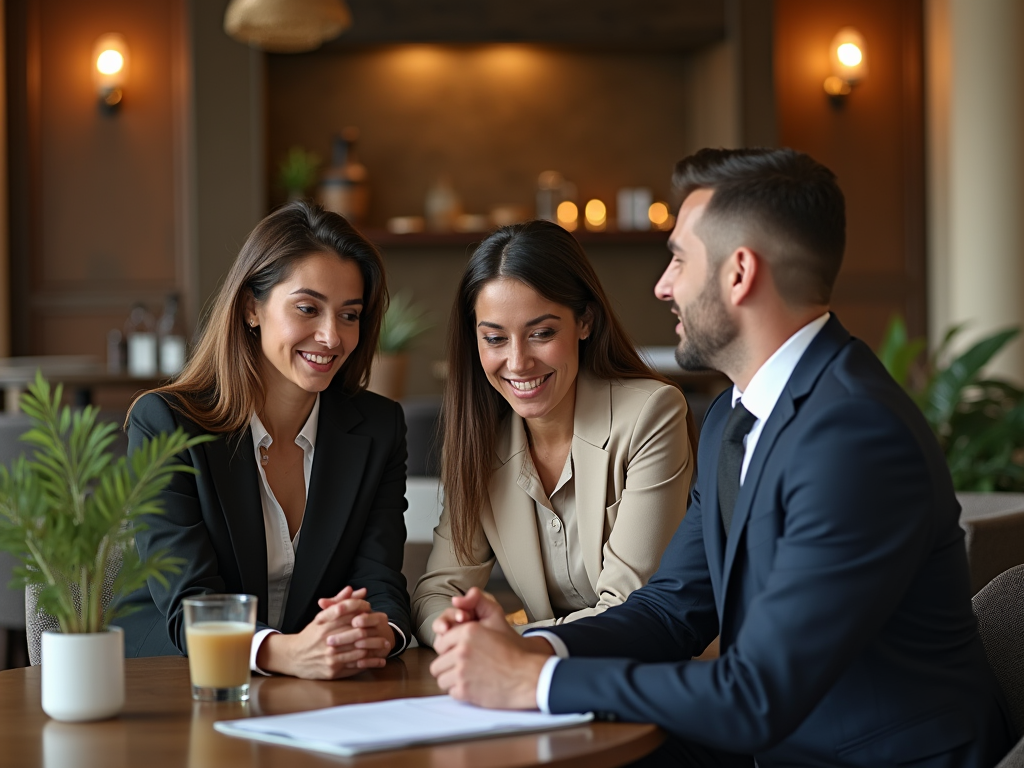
[412,220,697,646]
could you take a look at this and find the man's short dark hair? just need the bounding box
[673,148,846,306]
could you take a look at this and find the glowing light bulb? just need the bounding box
[836,43,862,68]
[97,49,124,76]
[584,199,606,232]
[556,201,578,232]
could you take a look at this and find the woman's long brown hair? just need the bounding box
[442,220,698,564]
[128,200,387,434]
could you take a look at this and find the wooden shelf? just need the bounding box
[364,228,670,249]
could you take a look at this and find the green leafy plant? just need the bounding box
[379,292,432,354]
[0,373,212,633]
[278,145,322,199]
[878,316,1024,491]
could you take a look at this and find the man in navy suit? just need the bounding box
[428,148,1015,767]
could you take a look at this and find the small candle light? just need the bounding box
[648,201,675,231]
[556,201,578,232]
[584,199,606,232]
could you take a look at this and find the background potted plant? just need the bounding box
[277,145,322,202]
[368,291,432,401]
[0,374,209,721]
[877,316,1024,491]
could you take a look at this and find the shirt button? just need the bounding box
[550,518,561,531]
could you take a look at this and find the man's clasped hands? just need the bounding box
[428,587,552,710]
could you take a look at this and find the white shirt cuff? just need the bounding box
[251,628,280,675]
[388,622,407,657]
[523,629,569,714]
[535,656,561,714]
[524,629,570,659]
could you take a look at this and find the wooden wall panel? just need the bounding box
[36,0,177,291]
[775,0,926,345]
[7,0,189,383]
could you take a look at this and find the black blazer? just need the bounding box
[543,316,1014,767]
[116,385,412,658]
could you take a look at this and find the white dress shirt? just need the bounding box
[248,394,406,673]
[529,313,831,712]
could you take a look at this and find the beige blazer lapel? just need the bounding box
[571,374,612,590]
[485,413,553,621]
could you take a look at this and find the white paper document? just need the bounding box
[213,695,594,756]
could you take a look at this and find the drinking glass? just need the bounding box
[182,594,257,702]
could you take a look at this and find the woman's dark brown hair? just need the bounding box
[129,200,387,433]
[442,219,697,564]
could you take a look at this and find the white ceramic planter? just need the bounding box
[41,627,125,722]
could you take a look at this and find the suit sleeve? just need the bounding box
[522,384,693,630]
[345,399,413,648]
[546,398,939,753]
[127,394,269,653]
[411,501,497,648]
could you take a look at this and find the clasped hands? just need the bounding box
[428,587,552,710]
[256,586,395,679]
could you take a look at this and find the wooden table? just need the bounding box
[0,649,663,767]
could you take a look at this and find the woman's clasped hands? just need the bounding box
[256,586,396,679]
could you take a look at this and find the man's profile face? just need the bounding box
[654,189,738,372]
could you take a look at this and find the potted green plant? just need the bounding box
[0,374,209,721]
[277,145,322,202]
[368,292,432,401]
[877,316,1024,491]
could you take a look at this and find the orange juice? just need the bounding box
[185,621,252,688]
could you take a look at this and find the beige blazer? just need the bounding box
[412,374,692,647]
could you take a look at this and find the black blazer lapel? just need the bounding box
[205,430,270,624]
[283,393,369,630]
[721,315,851,599]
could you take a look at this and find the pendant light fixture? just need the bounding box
[224,0,352,53]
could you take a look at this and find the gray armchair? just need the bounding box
[973,564,1024,766]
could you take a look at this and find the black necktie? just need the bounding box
[718,401,757,535]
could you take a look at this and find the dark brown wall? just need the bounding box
[775,0,926,345]
[267,45,695,224]
[7,0,188,391]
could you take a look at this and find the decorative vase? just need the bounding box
[41,627,125,721]
[367,353,409,401]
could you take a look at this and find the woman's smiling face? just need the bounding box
[248,251,364,398]
[474,278,590,424]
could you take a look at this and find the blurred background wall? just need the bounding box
[2,0,1020,401]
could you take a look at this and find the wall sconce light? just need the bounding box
[823,27,867,105]
[93,34,128,114]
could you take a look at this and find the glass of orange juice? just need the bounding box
[183,594,257,702]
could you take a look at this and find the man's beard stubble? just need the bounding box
[673,277,739,373]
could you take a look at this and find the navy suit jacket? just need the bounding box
[544,316,1014,767]
[115,385,412,657]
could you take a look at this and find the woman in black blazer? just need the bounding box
[115,201,411,679]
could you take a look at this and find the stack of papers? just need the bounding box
[214,695,593,756]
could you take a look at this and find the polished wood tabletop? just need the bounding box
[0,649,663,767]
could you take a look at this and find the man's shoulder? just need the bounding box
[811,338,923,419]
